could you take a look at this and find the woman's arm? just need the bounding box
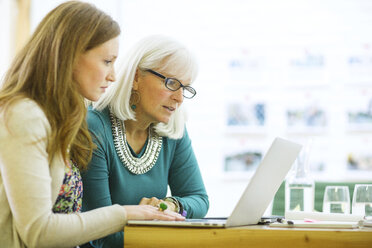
[0,100,127,248]
[168,128,209,218]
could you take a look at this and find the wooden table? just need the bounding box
[124,225,372,248]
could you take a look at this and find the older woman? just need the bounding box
[82,35,209,247]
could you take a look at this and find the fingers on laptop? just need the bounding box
[126,203,185,221]
[132,200,185,220]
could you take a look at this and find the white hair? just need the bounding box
[94,34,199,139]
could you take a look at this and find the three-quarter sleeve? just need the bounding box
[168,128,209,218]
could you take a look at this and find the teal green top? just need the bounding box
[82,107,209,248]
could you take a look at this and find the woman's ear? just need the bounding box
[133,69,139,90]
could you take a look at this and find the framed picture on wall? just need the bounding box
[345,87,372,131]
[224,150,262,172]
[346,43,372,84]
[281,89,329,133]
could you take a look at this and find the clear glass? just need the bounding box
[285,139,314,212]
[165,78,196,99]
[352,184,372,216]
[322,186,350,214]
[146,69,196,98]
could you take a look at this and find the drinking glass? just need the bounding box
[352,184,372,217]
[322,186,350,214]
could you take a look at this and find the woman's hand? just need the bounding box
[139,197,177,212]
[123,205,185,221]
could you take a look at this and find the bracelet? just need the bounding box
[163,197,180,213]
[163,196,187,217]
[181,210,187,217]
[177,199,187,217]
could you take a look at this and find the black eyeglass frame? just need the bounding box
[145,69,196,99]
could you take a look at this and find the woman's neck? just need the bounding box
[124,119,151,154]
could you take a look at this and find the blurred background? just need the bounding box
[1,0,372,217]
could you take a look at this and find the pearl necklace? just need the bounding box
[109,111,162,174]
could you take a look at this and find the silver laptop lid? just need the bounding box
[226,137,302,227]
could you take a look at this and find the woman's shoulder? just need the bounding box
[87,106,111,130]
[87,106,109,121]
[10,98,45,117]
[163,126,191,147]
[0,98,50,136]
[3,98,47,124]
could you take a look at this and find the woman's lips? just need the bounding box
[163,106,175,112]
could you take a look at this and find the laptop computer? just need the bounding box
[127,137,302,228]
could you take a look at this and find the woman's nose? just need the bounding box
[107,67,116,82]
[172,88,184,103]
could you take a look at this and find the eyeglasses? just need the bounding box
[146,69,196,99]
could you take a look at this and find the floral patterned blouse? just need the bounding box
[53,160,83,213]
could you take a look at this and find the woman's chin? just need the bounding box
[158,118,170,124]
[154,113,173,125]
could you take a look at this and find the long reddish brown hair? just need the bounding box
[0,1,120,170]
